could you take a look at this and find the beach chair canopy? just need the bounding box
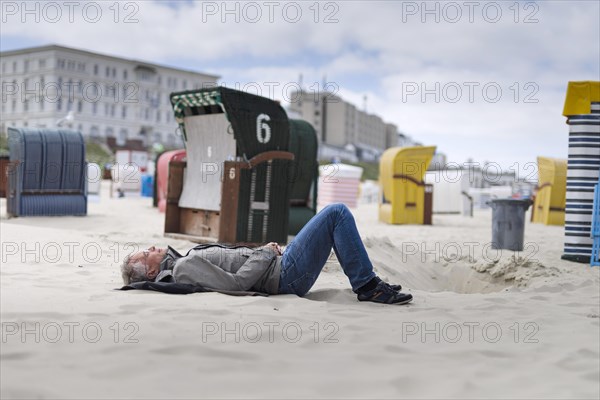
[563,81,600,117]
[170,86,290,160]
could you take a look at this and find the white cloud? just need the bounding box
[2,0,599,172]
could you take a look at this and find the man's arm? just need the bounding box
[173,247,278,291]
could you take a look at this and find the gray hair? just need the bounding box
[120,254,149,285]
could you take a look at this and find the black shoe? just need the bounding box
[374,276,402,292]
[357,281,413,305]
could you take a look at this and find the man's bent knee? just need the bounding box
[324,202,349,215]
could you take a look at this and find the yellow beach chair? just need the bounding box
[379,146,436,224]
[533,156,567,225]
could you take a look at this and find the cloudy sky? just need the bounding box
[2,0,599,177]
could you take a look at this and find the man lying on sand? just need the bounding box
[121,203,412,305]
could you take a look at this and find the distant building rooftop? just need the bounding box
[0,44,220,79]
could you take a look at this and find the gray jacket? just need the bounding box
[155,245,282,294]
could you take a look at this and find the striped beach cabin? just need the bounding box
[562,81,600,263]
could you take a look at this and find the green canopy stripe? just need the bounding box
[170,90,224,142]
[171,90,222,123]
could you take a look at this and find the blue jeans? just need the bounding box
[278,203,376,296]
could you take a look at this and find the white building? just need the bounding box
[1,44,219,147]
[287,90,411,161]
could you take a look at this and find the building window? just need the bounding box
[182,80,187,89]
[106,84,116,98]
[112,67,116,78]
[106,127,114,138]
[90,126,100,138]
[110,104,115,117]
[145,108,150,120]
[156,110,161,123]
[117,129,128,146]
[77,100,83,113]
[153,132,162,143]
[122,105,127,118]
[123,70,128,80]
[57,98,62,111]
[94,64,98,75]
[24,60,29,72]
[40,98,45,111]
[11,100,16,112]
[23,100,29,112]
[12,61,17,73]
[106,66,110,77]
[92,102,97,114]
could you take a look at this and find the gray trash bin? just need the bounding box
[488,199,532,251]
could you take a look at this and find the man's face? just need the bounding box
[130,246,167,279]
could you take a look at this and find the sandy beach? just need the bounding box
[1,182,599,400]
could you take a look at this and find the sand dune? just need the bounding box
[1,184,599,399]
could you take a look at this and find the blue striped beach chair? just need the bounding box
[591,175,600,266]
[7,128,87,217]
